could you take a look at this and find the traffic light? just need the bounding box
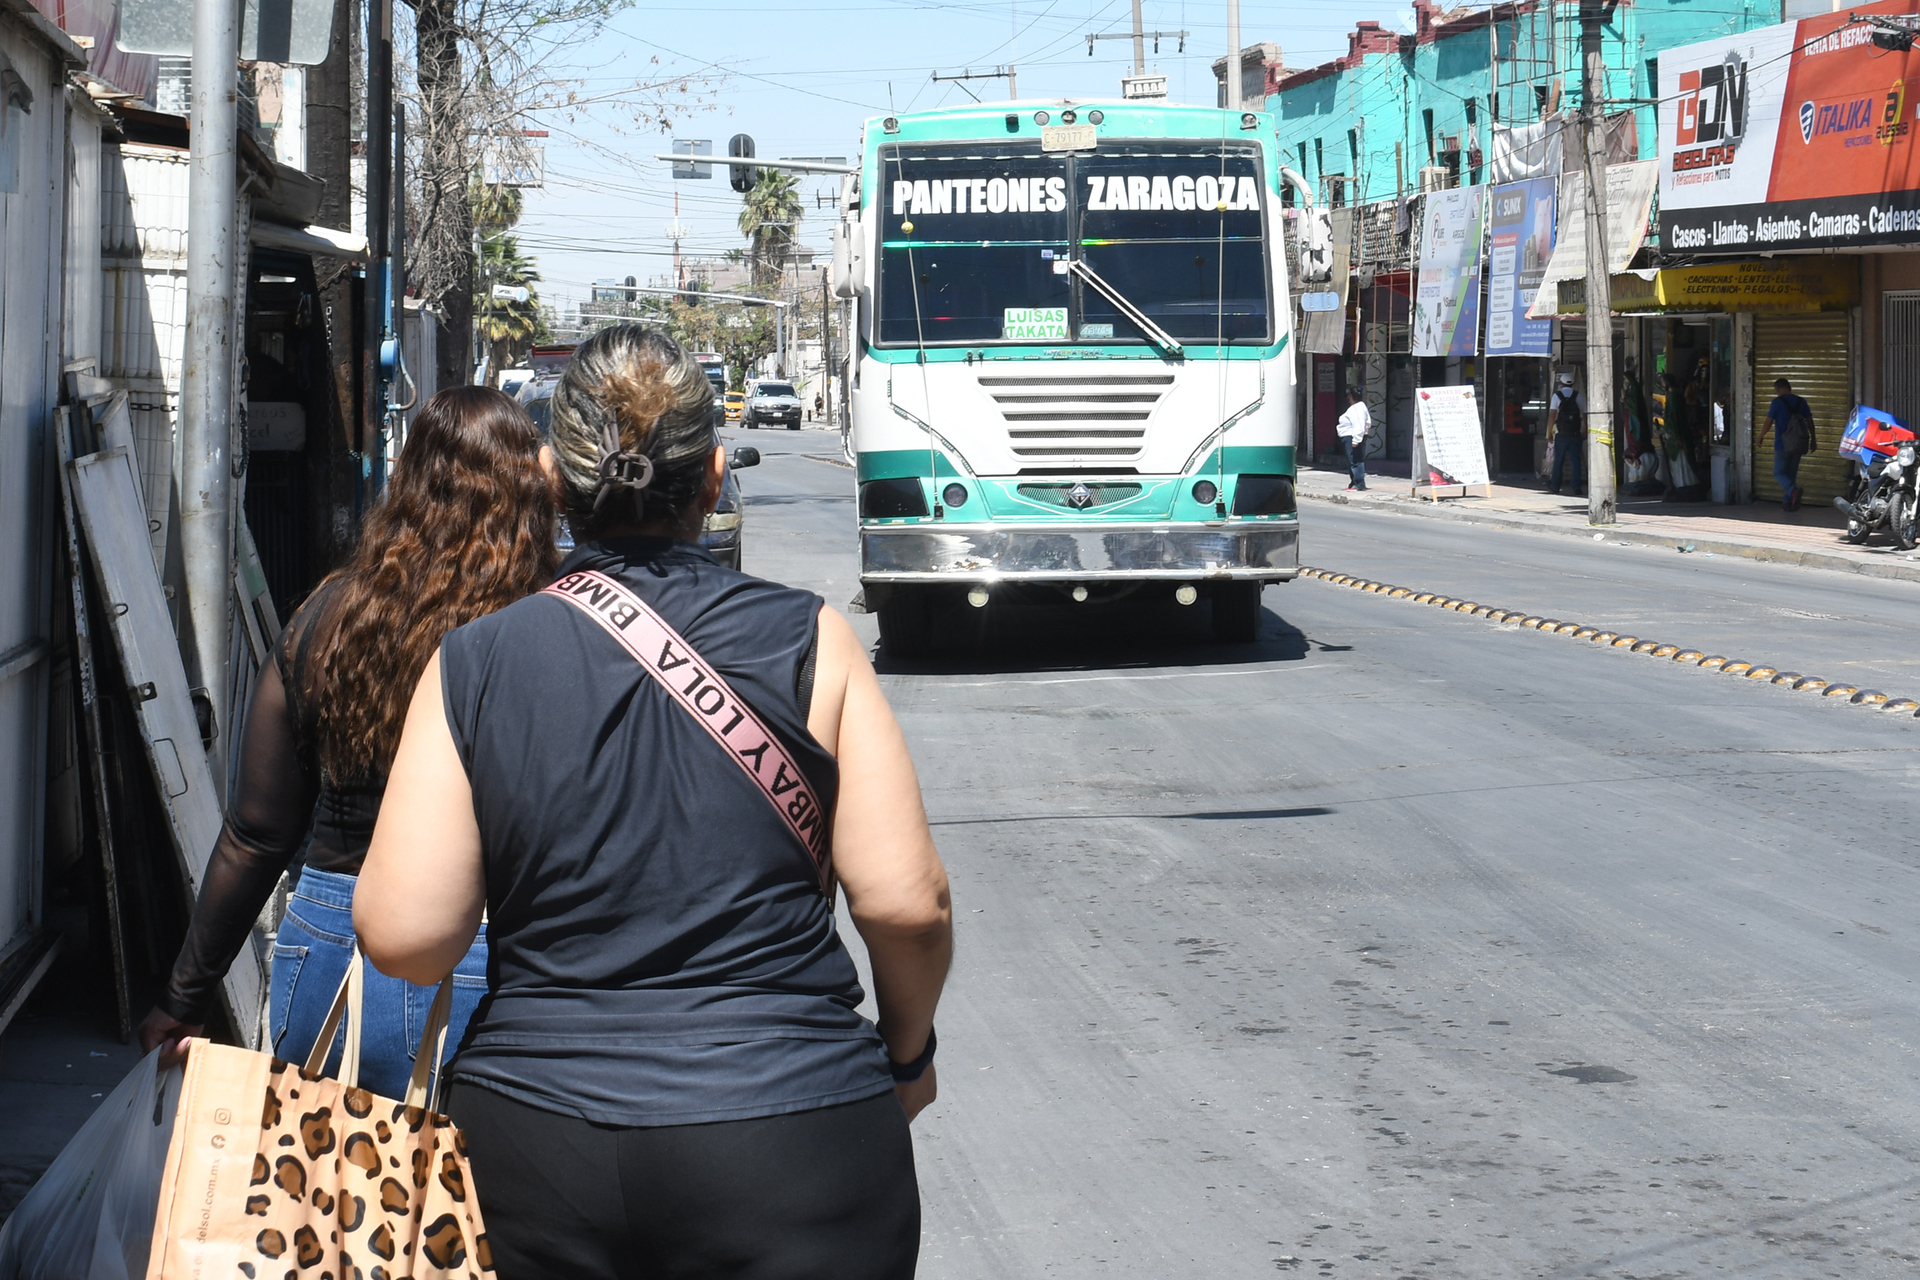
[729,134,759,193]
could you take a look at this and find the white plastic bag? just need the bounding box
[0,1050,181,1280]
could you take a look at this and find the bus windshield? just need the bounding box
[875,140,1270,348]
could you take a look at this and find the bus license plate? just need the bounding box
[1041,124,1097,153]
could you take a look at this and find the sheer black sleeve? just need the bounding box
[157,630,324,1025]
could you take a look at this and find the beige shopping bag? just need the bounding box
[147,950,493,1279]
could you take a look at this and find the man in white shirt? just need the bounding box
[1337,387,1371,491]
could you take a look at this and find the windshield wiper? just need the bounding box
[1067,259,1185,358]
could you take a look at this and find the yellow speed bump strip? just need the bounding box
[1298,565,1920,720]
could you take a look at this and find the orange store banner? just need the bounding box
[1661,2,1920,251]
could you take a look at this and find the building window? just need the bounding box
[1314,137,1323,179]
[1422,109,1436,164]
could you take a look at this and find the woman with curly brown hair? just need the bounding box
[137,386,560,1096]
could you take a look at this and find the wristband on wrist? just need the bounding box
[888,1026,937,1083]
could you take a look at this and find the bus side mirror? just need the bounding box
[730,447,761,469]
[831,218,862,300]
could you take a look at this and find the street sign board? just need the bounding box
[118,0,334,64]
[673,140,713,179]
[1414,386,1490,488]
[482,141,546,189]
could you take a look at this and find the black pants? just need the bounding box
[448,1084,920,1279]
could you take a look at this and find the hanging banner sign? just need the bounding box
[1412,185,1489,358]
[1485,177,1556,356]
[1529,161,1659,318]
[1300,206,1353,354]
[1414,386,1491,487]
[1659,2,1920,252]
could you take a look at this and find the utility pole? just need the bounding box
[1131,0,1146,74]
[821,268,832,427]
[363,0,393,458]
[1226,0,1241,111]
[181,0,240,775]
[1579,0,1616,524]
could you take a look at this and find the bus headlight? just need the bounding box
[1231,474,1297,516]
[1191,479,1218,505]
[942,483,969,508]
[859,477,930,518]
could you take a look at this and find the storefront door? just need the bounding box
[1753,313,1852,505]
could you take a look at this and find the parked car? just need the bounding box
[498,367,535,399]
[701,447,760,569]
[745,380,803,430]
[517,373,561,436]
[725,391,745,422]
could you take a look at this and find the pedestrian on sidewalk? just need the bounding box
[1548,372,1586,495]
[1758,377,1815,511]
[1337,386,1370,491]
[135,388,560,1092]
[356,324,952,1279]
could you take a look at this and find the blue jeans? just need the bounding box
[1550,433,1583,491]
[1774,448,1802,501]
[269,867,489,1099]
[1340,435,1367,489]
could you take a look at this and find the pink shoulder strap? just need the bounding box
[541,568,833,896]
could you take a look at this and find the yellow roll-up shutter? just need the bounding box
[1754,313,1853,505]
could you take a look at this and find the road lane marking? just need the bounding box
[1298,566,1919,721]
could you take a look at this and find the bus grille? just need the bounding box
[978,373,1175,461]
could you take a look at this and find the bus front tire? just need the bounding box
[876,589,934,658]
[1211,582,1263,642]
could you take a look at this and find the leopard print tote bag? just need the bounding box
[146,949,494,1279]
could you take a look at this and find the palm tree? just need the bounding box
[737,170,802,288]
[476,233,545,374]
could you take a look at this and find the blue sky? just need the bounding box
[515,0,1416,308]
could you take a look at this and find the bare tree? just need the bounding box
[402,0,715,386]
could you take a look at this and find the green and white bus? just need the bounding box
[830,99,1300,655]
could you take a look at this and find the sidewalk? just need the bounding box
[1297,467,1920,584]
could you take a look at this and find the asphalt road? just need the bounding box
[732,425,1920,1280]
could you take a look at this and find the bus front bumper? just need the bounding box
[860,520,1298,583]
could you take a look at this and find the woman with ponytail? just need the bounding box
[138,387,560,1095]
[356,325,952,1277]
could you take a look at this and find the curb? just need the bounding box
[1298,489,1920,585]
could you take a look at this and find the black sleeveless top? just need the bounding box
[439,538,892,1126]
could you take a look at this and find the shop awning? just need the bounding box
[1554,258,1858,316]
[249,220,368,262]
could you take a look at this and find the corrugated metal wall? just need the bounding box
[0,24,70,970]
[1753,313,1853,505]
[1883,292,1920,429]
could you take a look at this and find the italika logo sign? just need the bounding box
[1801,100,1816,145]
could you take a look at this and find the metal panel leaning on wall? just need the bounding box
[1753,313,1853,506]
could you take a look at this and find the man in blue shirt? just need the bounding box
[1758,377,1813,511]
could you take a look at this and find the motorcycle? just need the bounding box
[1835,410,1920,548]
